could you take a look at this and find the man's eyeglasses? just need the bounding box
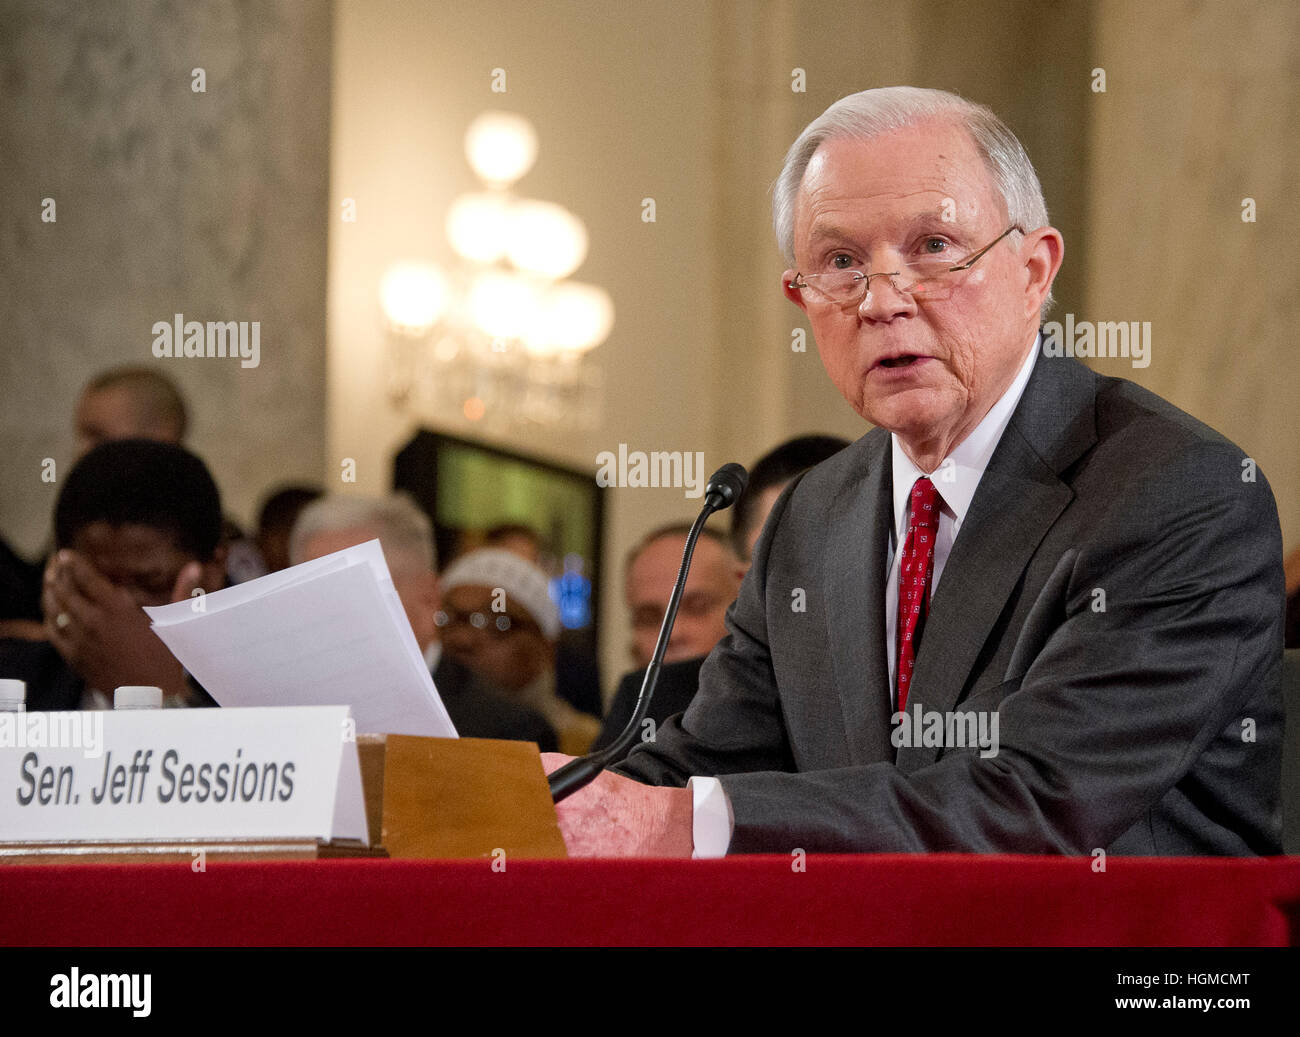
[790,225,1024,307]
[435,608,539,638]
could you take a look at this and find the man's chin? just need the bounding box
[856,386,952,435]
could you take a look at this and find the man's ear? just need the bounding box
[1021,227,1064,320]
[782,270,809,311]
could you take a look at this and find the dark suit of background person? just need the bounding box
[592,655,706,758]
[434,652,558,751]
[614,351,1285,856]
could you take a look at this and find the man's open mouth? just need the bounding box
[878,355,925,368]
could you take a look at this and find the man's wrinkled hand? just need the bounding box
[541,752,693,858]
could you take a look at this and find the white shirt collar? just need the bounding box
[423,640,441,672]
[890,331,1040,538]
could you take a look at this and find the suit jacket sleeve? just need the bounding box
[616,436,1283,855]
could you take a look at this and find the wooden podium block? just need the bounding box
[380,735,567,860]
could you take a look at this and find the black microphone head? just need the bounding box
[705,462,748,510]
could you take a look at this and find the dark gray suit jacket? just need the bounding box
[616,354,1285,855]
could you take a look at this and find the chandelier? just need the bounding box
[380,112,613,431]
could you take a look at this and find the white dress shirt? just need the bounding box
[689,332,1041,857]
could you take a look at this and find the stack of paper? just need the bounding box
[144,540,457,738]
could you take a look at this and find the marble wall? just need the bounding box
[1086,0,1300,548]
[0,0,331,554]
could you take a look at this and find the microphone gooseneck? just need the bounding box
[548,462,749,803]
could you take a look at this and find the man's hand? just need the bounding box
[541,752,694,858]
[42,550,196,702]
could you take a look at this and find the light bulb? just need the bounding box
[525,282,614,355]
[446,192,511,264]
[465,111,538,187]
[507,200,588,279]
[468,270,541,341]
[380,263,448,335]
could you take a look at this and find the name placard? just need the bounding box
[0,706,367,845]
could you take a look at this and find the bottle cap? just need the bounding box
[114,685,163,710]
[0,678,26,711]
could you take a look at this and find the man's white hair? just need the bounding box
[772,86,1053,314]
[289,493,435,576]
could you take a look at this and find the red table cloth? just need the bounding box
[4,854,1299,946]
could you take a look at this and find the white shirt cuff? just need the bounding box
[688,776,734,858]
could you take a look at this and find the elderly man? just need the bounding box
[549,86,1283,858]
[290,496,558,751]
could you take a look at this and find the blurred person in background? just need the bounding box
[598,439,849,757]
[0,440,224,710]
[73,366,187,459]
[730,435,850,565]
[291,498,557,750]
[439,547,598,755]
[483,520,604,720]
[593,524,742,755]
[1284,546,1300,647]
[484,522,544,564]
[256,485,324,575]
[2,366,191,638]
[624,524,742,670]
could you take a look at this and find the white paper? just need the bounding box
[145,540,457,738]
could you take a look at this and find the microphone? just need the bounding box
[704,462,747,511]
[548,462,749,803]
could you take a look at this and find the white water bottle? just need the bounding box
[0,678,25,712]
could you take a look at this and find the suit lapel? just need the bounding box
[900,355,1098,766]
[823,429,896,765]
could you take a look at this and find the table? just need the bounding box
[5,854,1300,946]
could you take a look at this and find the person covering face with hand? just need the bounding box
[10,440,227,710]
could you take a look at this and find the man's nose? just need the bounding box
[857,271,917,322]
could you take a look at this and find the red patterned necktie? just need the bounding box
[896,476,940,713]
